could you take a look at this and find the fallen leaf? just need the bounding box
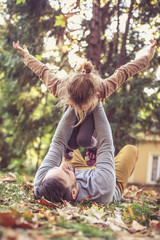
[35,198,60,208]
[0,212,34,229]
[128,185,139,192]
[0,172,17,182]
[106,210,128,230]
[123,189,134,199]
[127,220,146,233]
[106,219,122,231]
[64,11,80,20]
[128,206,134,217]
[136,187,145,199]
[0,212,15,227]
[150,206,159,213]
[23,211,34,221]
[149,220,160,230]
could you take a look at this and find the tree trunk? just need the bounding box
[89,0,101,72]
[0,157,10,169]
[114,0,121,55]
[117,0,135,67]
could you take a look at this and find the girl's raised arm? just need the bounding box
[99,39,156,100]
[13,41,62,98]
[13,41,29,57]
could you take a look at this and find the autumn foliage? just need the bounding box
[0,173,159,239]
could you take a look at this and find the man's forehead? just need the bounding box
[48,167,63,175]
[46,167,67,185]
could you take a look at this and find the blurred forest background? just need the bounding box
[0,0,160,173]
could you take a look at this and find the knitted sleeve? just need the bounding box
[100,55,150,99]
[24,54,61,97]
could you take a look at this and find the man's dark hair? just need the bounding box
[36,178,73,203]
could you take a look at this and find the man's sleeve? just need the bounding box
[100,55,150,99]
[34,107,77,196]
[84,102,116,203]
[24,54,61,97]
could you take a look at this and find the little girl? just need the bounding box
[13,40,156,165]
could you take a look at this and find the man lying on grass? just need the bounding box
[34,102,137,203]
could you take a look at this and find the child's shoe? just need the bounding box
[85,147,97,166]
[64,148,74,161]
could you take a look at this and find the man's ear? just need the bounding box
[71,186,78,200]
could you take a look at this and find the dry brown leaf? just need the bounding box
[123,189,134,199]
[35,198,60,208]
[0,172,17,183]
[136,187,146,199]
[0,212,34,229]
[149,220,160,230]
[128,185,139,192]
[106,219,122,231]
[127,220,146,233]
[0,212,16,227]
[107,213,128,230]
[150,206,159,213]
[64,11,80,20]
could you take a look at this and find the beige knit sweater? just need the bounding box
[24,54,150,100]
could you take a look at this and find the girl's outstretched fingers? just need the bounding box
[13,41,29,56]
[13,41,20,50]
[13,41,16,49]
[149,39,156,47]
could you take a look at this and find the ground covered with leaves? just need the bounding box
[0,172,160,240]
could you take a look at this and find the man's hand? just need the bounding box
[13,41,29,57]
[146,39,156,61]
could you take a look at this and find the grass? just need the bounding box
[0,172,159,240]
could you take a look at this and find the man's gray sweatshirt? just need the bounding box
[34,103,121,204]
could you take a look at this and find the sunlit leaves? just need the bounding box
[101,0,109,7]
[54,14,66,27]
[151,0,158,4]
[16,0,26,4]
[54,12,80,28]
[35,54,42,61]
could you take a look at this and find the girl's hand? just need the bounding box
[13,41,29,57]
[146,39,156,61]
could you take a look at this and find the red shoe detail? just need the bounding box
[64,150,74,160]
[85,147,97,166]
